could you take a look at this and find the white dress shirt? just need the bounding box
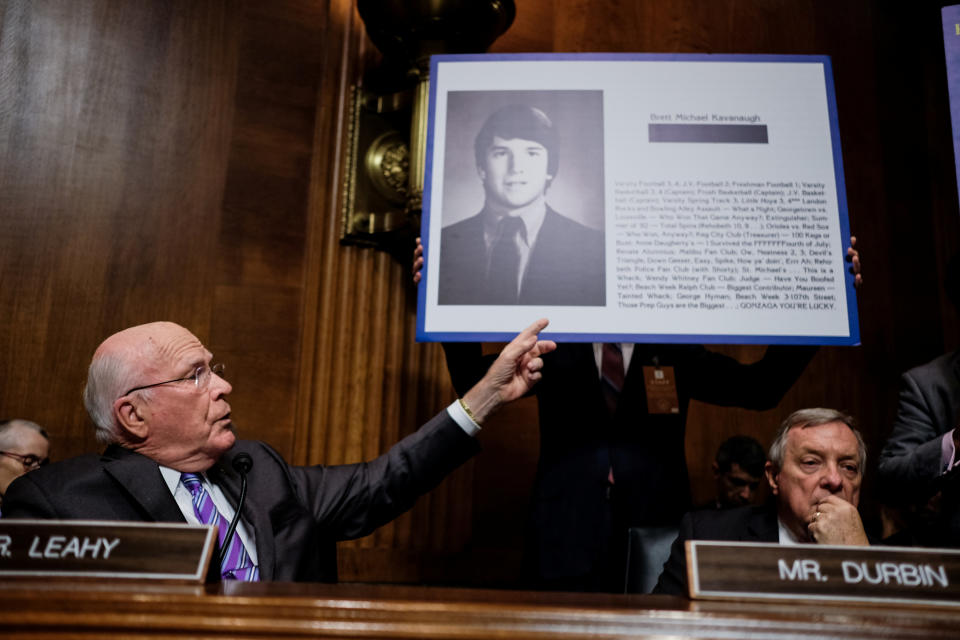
[777,516,806,545]
[160,465,259,565]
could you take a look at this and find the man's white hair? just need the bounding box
[83,351,148,444]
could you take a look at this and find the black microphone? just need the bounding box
[219,452,253,566]
[232,452,253,475]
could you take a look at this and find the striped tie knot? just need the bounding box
[181,472,203,496]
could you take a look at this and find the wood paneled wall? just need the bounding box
[1,0,957,585]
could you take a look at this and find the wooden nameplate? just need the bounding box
[0,520,217,583]
[686,540,960,607]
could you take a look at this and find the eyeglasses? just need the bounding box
[0,451,49,471]
[123,363,226,396]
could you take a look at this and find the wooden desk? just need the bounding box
[1,581,957,639]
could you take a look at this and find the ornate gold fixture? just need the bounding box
[341,0,516,251]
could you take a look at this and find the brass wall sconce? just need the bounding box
[342,86,413,248]
[341,0,516,253]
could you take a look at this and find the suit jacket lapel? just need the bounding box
[212,449,275,579]
[101,445,184,523]
[522,207,553,286]
[520,207,564,297]
[622,345,648,393]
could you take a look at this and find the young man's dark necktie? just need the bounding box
[601,342,624,417]
[601,343,624,485]
[485,216,525,304]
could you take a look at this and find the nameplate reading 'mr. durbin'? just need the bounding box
[687,541,960,607]
[0,520,217,583]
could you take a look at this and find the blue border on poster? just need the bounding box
[416,53,859,346]
[943,6,960,213]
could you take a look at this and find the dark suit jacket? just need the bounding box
[878,350,960,498]
[877,350,960,545]
[437,207,605,306]
[443,342,816,584]
[3,412,480,582]
[652,504,779,596]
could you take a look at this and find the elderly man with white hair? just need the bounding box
[654,408,870,596]
[4,319,555,582]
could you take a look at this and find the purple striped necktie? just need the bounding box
[181,472,259,581]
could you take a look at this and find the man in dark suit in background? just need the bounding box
[877,349,960,546]
[414,240,861,592]
[437,104,605,306]
[462,341,816,592]
[4,319,556,582]
[654,408,870,596]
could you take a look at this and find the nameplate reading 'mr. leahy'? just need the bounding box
[0,520,217,583]
[687,541,960,607]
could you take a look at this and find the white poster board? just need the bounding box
[417,54,858,345]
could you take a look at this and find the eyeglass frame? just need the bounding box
[122,363,226,397]
[0,450,49,471]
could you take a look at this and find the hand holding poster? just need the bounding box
[417,54,858,345]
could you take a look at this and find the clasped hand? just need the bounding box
[807,494,869,546]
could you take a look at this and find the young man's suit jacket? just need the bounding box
[437,206,605,306]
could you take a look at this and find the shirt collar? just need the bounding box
[159,464,205,493]
[777,515,808,545]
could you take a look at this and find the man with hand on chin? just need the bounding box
[4,319,556,583]
[654,408,870,596]
[767,409,869,547]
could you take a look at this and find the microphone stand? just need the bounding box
[219,452,253,566]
